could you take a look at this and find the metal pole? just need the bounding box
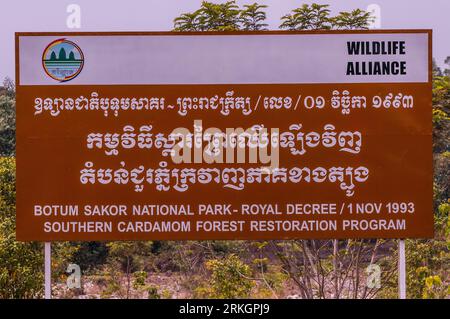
[44,242,52,299]
[398,239,406,299]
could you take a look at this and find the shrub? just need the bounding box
[198,254,254,299]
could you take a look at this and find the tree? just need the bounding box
[196,254,254,298]
[0,159,80,299]
[174,0,372,31]
[444,56,450,77]
[2,77,15,97]
[72,241,109,271]
[174,12,202,31]
[106,241,153,298]
[432,74,450,202]
[200,1,240,31]
[68,51,75,60]
[174,1,266,31]
[240,3,268,31]
[174,1,241,31]
[332,9,373,30]
[280,4,332,30]
[433,59,443,77]
[0,94,15,156]
[280,4,372,30]
[0,158,43,298]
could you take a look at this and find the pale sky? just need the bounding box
[2,0,450,81]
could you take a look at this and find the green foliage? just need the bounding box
[155,240,244,274]
[433,108,449,124]
[104,241,153,298]
[433,59,443,77]
[332,9,373,30]
[432,75,450,201]
[51,242,80,281]
[132,271,171,299]
[251,241,288,298]
[173,12,201,32]
[280,4,332,30]
[196,254,254,298]
[132,270,147,290]
[379,238,449,299]
[405,240,449,298]
[174,1,268,32]
[422,275,447,299]
[72,242,109,272]
[0,158,78,297]
[107,241,153,273]
[174,1,241,31]
[240,3,268,31]
[100,267,122,298]
[280,4,372,30]
[2,77,15,98]
[0,157,43,298]
[160,288,172,299]
[436,201,450,237]
[444,56,450,77]
[379,186,449,300]
[147,285,160,299]
[174,2,372,32]
[253,263,288,298]
[0,95,15,156]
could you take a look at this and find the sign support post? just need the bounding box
[44,242,51,299]
[398,239,406,299]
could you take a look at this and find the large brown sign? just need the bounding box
[16,30,433,241]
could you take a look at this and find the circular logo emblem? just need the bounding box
[42,39,84,82]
